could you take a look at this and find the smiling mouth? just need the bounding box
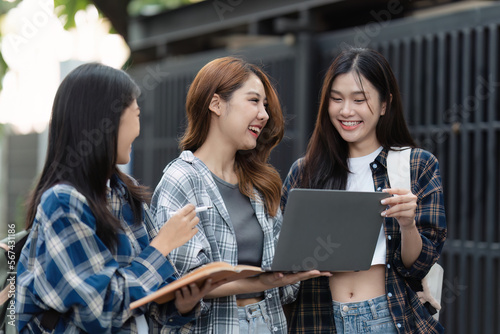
[248,126,261,135]
[340,121,362,127]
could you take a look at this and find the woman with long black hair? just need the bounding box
[16,63,214,333]
[282,48,447,333]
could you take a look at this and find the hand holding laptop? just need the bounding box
[258,270,333,288]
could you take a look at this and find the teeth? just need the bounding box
[341,121,361,126]
[248,126,260,134]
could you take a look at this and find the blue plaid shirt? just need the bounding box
[16,175,195,333]
[281,148,447,334]
[150,151,297,334]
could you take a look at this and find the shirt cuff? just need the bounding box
[134,245,176,289]
[393,236,436,279]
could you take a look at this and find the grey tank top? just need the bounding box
[211,173,264,268]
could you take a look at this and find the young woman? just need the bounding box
[16,63,215,333]
[150,56,329,333]
[282,48,447,333]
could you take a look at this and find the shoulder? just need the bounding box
[155,151,207,197]
[410,148,440,170]
[288,157,305,175]
[38,184,95,229]
[161,151,200,179]
[40,184,89,214]
[411,148,438,162]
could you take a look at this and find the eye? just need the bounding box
[330,96,342,102]
[354,99,366,103]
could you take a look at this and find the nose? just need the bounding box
[258,104,269,122]
[339,101,354,117]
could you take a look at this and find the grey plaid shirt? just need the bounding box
[151,151,297,333]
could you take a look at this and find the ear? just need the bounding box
[381,94,392,116]
[209,94,222,116]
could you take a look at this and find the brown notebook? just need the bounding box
[130,262,263,309]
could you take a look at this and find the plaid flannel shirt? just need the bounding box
[16,174,195,333]
[150,150,297,334]
[281,148,447,334]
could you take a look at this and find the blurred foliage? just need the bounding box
[0,0,20,16]
[128,0,204,16]
[54,0,94,30]
[0,0,203,93]
[0,0,21,91]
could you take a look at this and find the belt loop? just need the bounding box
[368,298,378,319]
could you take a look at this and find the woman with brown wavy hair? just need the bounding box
[150,56,327,333]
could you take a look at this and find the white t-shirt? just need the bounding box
[346,146,386,266]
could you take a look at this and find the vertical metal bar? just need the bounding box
[294,32,315,158]
[390,39,401,85]
[145,67,161,187]
[459,27,471,334]
[425,34,433,137]
[413,37,423,129]
[447,31,458,243]
[435,33,446,164]
[402,38,412,123]
[484,23,498,334]
[472,25,484,334]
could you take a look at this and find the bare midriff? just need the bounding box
[236,296,264,307]
[329,264,386,302]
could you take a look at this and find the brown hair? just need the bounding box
[181,57,284,216]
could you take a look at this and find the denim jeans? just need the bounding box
[237,299,272,334]
[332,295,398,333]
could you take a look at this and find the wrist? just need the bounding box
[149,239,173,257]
[399,220,417,233]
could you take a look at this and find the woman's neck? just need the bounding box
[194,142,238,184]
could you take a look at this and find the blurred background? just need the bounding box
[0,0,499,332]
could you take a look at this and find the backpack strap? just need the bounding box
[386,147,444,321]
[386,147,411,190]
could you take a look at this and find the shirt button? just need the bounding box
[388,292,393,297]
[273,327,278,331]
[397,323,402,328]
[267,294,272,299]
[372,163,378,169]
[388,235,392,240]
[377,186,382,191]
[387,264,391,269]
[342,305,349,312]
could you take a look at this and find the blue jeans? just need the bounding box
[332,295,398,333]
[237,299,272,334]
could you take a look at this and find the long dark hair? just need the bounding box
[301,47,416,189]
[181,57,284,216]
[25,63,150,250]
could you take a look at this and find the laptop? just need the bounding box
[270,189,390,272]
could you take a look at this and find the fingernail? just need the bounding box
[381,199,386,205]
[381,211,386,217]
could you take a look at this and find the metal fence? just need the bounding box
[129,3,500,332]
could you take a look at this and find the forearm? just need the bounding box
[400,221,423,268]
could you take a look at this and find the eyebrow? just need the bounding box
[246,91,267,100]
[330,89,366,95]
[246,91,262,97]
